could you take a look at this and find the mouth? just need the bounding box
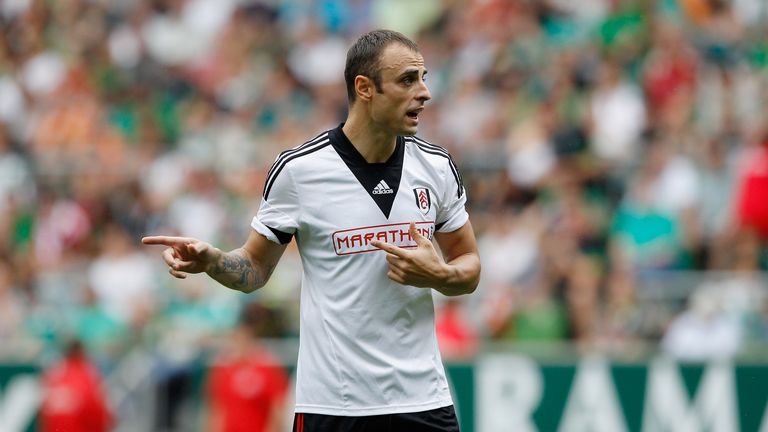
[406,107,423,122]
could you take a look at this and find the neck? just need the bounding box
[342,109,398,163]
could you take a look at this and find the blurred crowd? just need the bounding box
[1,0,768,382]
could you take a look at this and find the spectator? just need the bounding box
[661,283,743,361]
[87,222,156,327]
[39,339,114,432]
[733,124,768,240]
[564,254,603,343]
[0,257,33,358]
[0,126,34,214]
[73,284,129,367]
[435,298,479,360]
[206,304,289,432]
[608,133,699,271]
[588,57,647,167]
[642,19,698,132]
[598,265,645,351]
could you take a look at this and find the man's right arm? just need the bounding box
[206,231,288,293]
[142,230,288,293]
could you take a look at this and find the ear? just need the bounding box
[354,75,374,102]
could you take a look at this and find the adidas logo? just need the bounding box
[372,180,394,195]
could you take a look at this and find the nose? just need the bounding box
[417,79,431,102]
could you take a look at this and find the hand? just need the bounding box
[141,236,220,279]
[370,222,449,288]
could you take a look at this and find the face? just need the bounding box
[366,43,431,136]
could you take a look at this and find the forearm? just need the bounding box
[206,247,272,293]
[433,253,481,297]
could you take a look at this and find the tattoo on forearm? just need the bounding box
[209,251,264,290]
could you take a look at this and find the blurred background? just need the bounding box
[1,0,767,430]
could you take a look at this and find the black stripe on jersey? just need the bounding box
[263,140,331,199]
[410,137,464,197]
[409,136,450,156]
[406,137,464,199]
[267,225,293,244]
[265,132,329,186]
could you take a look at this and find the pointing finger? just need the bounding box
[142,236,193,248]
[371,240,409,258]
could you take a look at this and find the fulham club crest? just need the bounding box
[413,188,431,214]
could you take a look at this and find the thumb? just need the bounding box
[409,222,430,247]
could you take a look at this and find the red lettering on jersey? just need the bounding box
[332,222,435,255]
[335,236,350,250]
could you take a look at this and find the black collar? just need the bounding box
[329,124,404,167]
[329,124,405,218]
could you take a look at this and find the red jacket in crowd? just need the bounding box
[208,345,289,432]
[39,352,114,432]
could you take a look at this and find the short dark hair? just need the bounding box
[344,29,420,103]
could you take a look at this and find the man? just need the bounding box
[143,29,480,432]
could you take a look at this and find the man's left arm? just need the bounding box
[371,221,481,296]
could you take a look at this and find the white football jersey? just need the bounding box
[251,125,468,416]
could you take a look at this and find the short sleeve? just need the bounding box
[435,154,468,233]
[252,160,300,244]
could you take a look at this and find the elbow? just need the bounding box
[460,260,481,295]
[466,277,480,295]
[457,276,480,296]
[236,272,271,293]
[442,269,480,297]
[237,283,264,294]
[440,283,477,297]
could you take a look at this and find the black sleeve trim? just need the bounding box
[435,221,446,231]
[267,226,293,244]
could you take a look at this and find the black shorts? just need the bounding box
[292,405,460,432]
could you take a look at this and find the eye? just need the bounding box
[402,76,415,86]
